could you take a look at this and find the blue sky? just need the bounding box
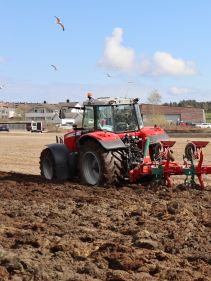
[0,0,210,103]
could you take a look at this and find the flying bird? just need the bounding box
[51,64,58,71]
[54,16,65,31]
[0,84,5,89]
[106,73,112,78]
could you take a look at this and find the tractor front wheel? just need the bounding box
[79,140,123,186]
[40,148,57,180]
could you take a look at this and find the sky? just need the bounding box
[0,0,210,104]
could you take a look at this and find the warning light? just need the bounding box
[87,92,93,100]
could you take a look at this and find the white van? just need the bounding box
[31,121,43,132]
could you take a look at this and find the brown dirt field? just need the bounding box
[0,131,210,280]
[0,131,63,175]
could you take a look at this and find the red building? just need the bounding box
[141,104,205,124]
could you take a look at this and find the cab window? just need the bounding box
[96,106,113,132]
[83,106,94,128]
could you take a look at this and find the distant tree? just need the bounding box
[147,90,162,105]
[172,102,178,107]
[202,102,208,112]
[15,104,31,120]
[162,100,211,113]
[178,99,197,107]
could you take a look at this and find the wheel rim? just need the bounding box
[83,152,100,185]
[42,156,54,180]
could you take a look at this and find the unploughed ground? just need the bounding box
[0,131,210,281]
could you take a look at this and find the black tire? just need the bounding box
[79,140,123,186]
[40,148,57,180]
[154,142,162,160]
[185,143,195,161]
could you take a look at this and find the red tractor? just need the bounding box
[40,95,169,185]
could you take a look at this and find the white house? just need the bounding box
[25,102,82,124]
[0,106,16,119]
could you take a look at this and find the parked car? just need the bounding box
[195,123,211,128]
[178,121,188,127]
[0,124,9,131]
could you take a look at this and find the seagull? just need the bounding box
[54,16,65,31]
[51,64,58,71]
[0,84,5,89]
[107,73,112,78]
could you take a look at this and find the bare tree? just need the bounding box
[146,90,164,125]
[13,104,31,121]
[147,89,162,105]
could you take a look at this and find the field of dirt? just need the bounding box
[0,131,210,280]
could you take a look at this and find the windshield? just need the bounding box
[96,104,141,133]
[96,106,114,132]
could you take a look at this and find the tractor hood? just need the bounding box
[139,126,169,144]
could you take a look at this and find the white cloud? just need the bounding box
[99,28,198,77]
[98,27,135,71]
[139,52,197,76]
[152,52,198,76]
[169,86,193,95]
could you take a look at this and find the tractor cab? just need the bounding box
[82,96,144,133]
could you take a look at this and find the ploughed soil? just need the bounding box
[0,132,211,280]
[0,171,210,281]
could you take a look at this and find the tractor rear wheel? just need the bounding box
[79,140,123,186]
[40,148,57,180]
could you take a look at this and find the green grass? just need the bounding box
[205,112,211,122]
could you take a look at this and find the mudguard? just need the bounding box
[98,138,126,150]
[139,126,169,144]
[79,132,126,150]
[149,132,169,144]
[47,144,77,179]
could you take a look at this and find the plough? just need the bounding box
[130,140,211,190]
